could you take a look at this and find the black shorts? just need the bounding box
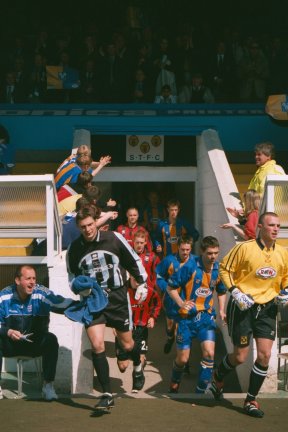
[227,297,277,347]
[115,326,149,361]
[86,287,132,332]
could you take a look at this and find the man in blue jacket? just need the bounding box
[0,265,74,400]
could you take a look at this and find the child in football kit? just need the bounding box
[115,275,161,384]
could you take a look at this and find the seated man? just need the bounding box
[0,265,75,400]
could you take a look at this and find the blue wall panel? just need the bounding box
[0,104,287,158]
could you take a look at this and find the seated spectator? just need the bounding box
[0,265,76,400]
[178,73,215,103]
[28,54,47,103]
[154,84,177,104]
[131,68,153,103]
[0,71,27,104]
[206,40,235,102]
[134,43,153,81]
[238,41,269,102]
[220,189,260,240]
[153,37,177,97]
[98,41,129,103]
[79,59,100,103]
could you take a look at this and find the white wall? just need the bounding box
[196,128,278,393]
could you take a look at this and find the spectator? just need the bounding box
[131,68,153,103]
[154,84,177,103]
[178,72,215,103]
[57,171,93,203]
[238,41,269,102]
[79,59,100,103]
[0,71,27,104]
[206,40,235,102]
[28,54,47,103]
[221,189,260,240]
[55,153,111,190]
[248,142,285,197]
[153,37,177,97]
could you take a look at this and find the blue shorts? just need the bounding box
[176,312,216,350]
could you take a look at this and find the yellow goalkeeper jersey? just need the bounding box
[220,239,288,304]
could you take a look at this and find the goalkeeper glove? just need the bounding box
[135,283,148,303]
[275,288,288,306]
[230,287,254,311]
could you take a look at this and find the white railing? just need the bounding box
[259,174,288,238]
[0,174,61,267]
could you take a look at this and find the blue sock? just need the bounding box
[196,358,214,393]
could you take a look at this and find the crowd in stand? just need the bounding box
[0,0,288,104]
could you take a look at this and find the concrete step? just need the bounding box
[0,239,34,256]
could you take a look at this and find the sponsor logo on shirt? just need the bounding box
[195,287,211,297]
[93,264,113,273]
[168,236,178,244]
[256,267,277,279]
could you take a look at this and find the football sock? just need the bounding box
[196,358,214,393]
[216,354,235,381]
[246,361,268,402]
[92,351,111,394]
[171,360,185,384]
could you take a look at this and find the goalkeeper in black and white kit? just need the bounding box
[211,212,288,418]
[67,205,148,410]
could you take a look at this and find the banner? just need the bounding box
[265,95,288,121]
[126,135,164,162]
[46,66,80,90]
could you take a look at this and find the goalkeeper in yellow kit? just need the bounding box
[211,212,288,418]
